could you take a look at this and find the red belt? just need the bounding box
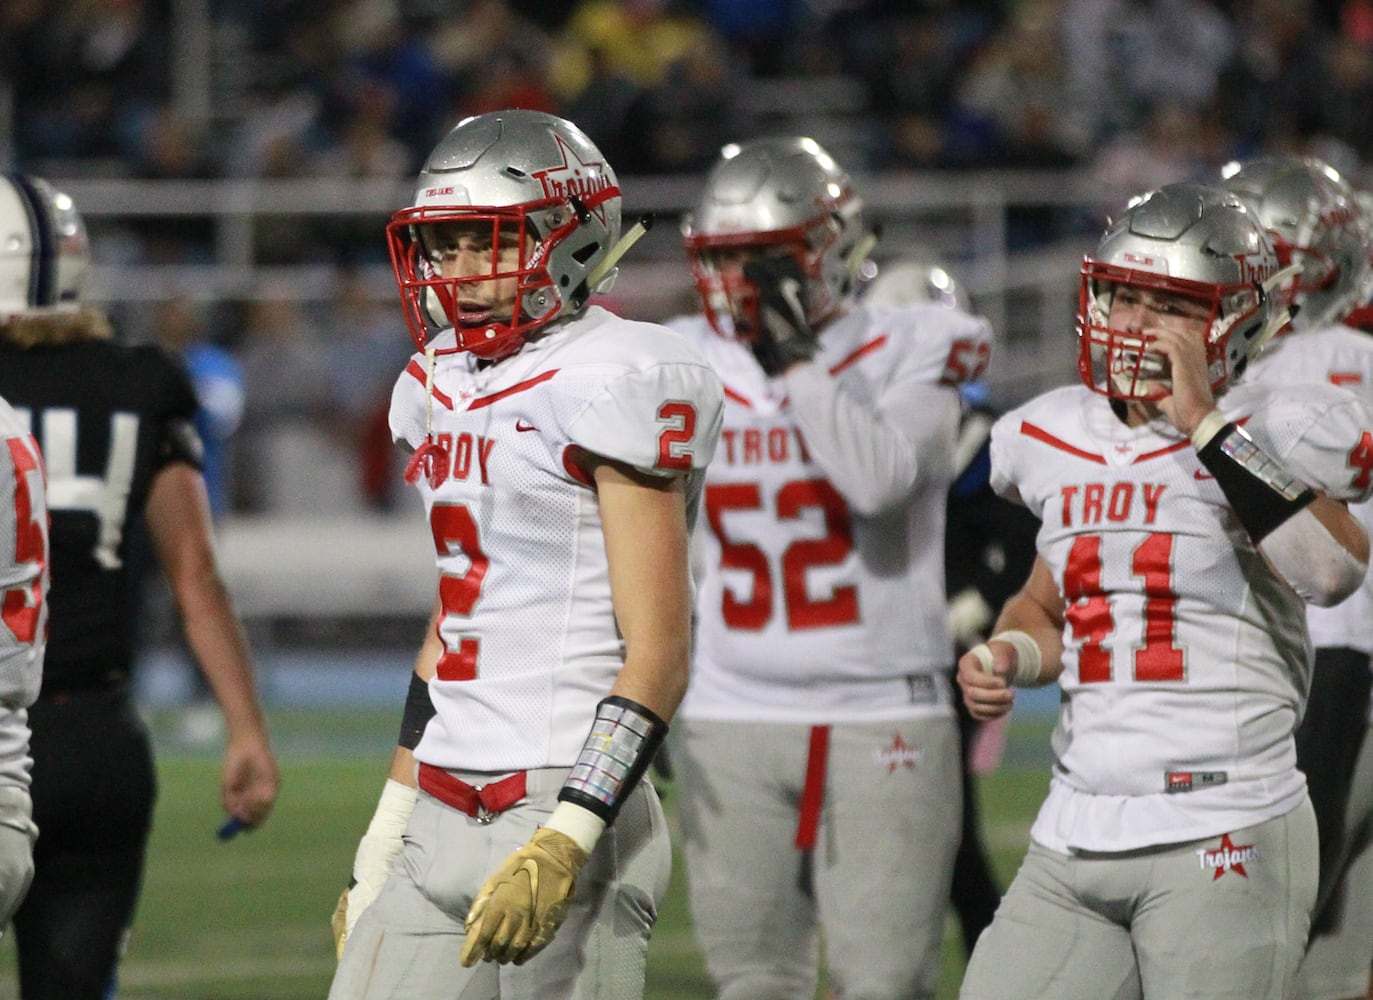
[418,763,527,824]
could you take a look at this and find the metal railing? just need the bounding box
[60,169,1104,406]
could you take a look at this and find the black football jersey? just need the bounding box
[0,340,203,690]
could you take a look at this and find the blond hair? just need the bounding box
[0,308,114,348]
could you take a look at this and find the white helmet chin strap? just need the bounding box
[585,214,654,293]
[1251,262,1302,354]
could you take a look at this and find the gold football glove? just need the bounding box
[459,828,589,967]
[331,887,349,959]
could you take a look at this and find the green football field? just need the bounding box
[0,708,1055,999]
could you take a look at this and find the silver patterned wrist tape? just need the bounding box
[559,696,668,824]
[1196,420,1315,542]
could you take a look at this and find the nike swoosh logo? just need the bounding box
[518,858,540,905]
[1194,469,1214,480]
[516,420,538,432]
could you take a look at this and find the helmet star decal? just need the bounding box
[531,133,616,227]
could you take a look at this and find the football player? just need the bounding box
[0,173,280,1000]
[957,182,1373,1000]
[1220,154,1373,946]
[1230,161,1373,1000]
[667,138,994,999]
[326,109,723,1000]
[0,386,47,940]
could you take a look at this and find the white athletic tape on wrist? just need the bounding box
[348,779,418,935]
[1190,409,1229,450]
[991,630,1043,686]
[352,779,416,883]
[969,643,995,673]
[544,800,607,855]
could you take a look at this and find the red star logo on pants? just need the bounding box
[1208,833,1253,881]
[877,733,920,773]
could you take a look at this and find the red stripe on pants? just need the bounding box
[795,725,830,850]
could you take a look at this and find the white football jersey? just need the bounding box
[390,307,723,771]
[991,380,1373,852]
[0,397,47,787]
[674,300,994,723]
[1246,325,1373,656]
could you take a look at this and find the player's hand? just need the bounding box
[331,887,350,959]
[0,789,35,929]
[336,777,418,958]
[957,642,1017,722]
[1148,322,1215,436]
[220,733,280,830]
[460,827,589,967]
[743,255,819,376]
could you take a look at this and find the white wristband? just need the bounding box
[545,800,607,855]
[1190,409,1229,449]
[969,643,995,673]
[991,630,1044,686]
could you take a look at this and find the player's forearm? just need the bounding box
[595,461,693,721]
[607,638,691,724]
[1190,411,1370,604]
[783,364,935,515]
[177,577,270,740]
[387,745,417,786]
[1258,494,1369,606]
[989,561,1066,686]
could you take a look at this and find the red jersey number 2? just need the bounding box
[656,401,698,471]
[430,503,488,680]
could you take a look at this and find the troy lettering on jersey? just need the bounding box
[717,425,811,466]
[1059,482,1166,527]
[434,432,495,485]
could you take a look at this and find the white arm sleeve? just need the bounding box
[782,362,959,516]
[1259,505,1369,607]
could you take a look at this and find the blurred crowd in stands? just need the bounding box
[5,0,1371,184]
[3,0,1372,516]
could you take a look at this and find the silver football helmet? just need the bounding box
[863,255,971,311]
[681,136,869,338]
[386,110,622,359]
[1079,182,1286,401]
[1219,155,1370,333]
[0,174,89,318]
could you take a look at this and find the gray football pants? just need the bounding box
[328,767,672,1000]
[675,715,962,1000]
[960,797,1317,1000]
